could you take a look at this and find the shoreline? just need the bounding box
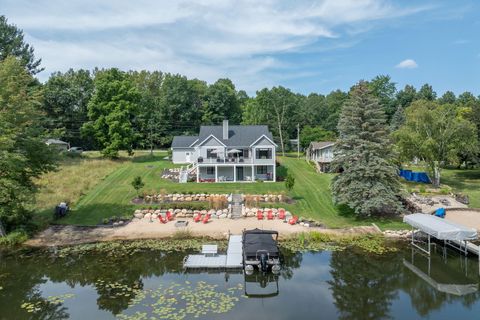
[24,217,386,247]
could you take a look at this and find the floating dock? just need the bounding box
[184,235,243,269]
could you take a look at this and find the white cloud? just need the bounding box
[395,59,418,69]
[1,0,429,91]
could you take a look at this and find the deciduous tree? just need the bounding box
[82,69,140,158]
[0,57,56,232]
[394,100,478,186]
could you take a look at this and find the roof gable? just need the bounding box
[309,141,336,150]
[197,125,274,147]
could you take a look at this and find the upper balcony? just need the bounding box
[197,157,254,164]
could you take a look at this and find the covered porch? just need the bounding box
[197,165,275,182]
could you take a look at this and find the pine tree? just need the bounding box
[331,81,403,217]
[389,106,406,132]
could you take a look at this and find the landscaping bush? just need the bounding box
[0,230,28,247]
[276,165,288,181]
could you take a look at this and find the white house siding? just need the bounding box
[172,148,195,164]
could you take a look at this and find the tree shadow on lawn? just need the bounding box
[131,154,166,163]
[336,203,403,226]
[442,170,480,191]
[55,203,137,226]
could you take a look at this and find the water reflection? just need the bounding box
[1,245,480,319]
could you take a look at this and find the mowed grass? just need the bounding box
[33,150,406,229]
[441,168,480,208]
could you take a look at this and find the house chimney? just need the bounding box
[223,119,229,140]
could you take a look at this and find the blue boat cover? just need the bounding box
[399,169,431,183]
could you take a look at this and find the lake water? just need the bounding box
[1,244,480,320]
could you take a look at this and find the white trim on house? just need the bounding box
[249,134,278,147]
[197,134,227,147]
[188,139,199,147]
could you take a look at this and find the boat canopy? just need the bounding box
[403,213,478,241]
[243,229,279,256]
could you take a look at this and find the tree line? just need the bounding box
[2,15,480,233]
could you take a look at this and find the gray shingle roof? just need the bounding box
[171,136,198,148]
[171,125,275,148]
[309,141,335,150]
[197,125,274,146]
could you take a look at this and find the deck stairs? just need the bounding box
[179,162,197,183]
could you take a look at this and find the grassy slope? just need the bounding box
[32,154,123,228]
[441,168,480,208]
[37,151,405,229]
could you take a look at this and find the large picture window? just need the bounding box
[256,166,268,174]
[256,148,272,159]
[206,167,215,175]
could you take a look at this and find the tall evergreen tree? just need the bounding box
[389,106,406,132]
[0,16,42,74]
[331,82,403,216]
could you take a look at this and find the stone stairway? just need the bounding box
[231,194,243,219]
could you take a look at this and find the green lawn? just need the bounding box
[36,151,406,229]
[441,168,480,208]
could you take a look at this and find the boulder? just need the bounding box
[227,213,232,219]
[118,220,124,225]
[201,210,208,214]
[216,210,223,216]
[185,196,192,201]
[172,197,178,202]
[134,209,141,214]
[144,213,152,219]
[134,212,144,219]
[222,208,228,214]
[151,213,158,219]
[199,196,206,201]
[219,213,227,219]
[181,209,187,214]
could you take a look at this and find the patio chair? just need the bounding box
[278,209,286,220]
[202,213,211,224]
[166,211,174,221]
[257,210,264,220]
[158,214,167,224]
[288,216,299,225]
[194,212,202,222]
[267,210,274,220]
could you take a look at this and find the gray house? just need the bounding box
[306,141,335,173]
[171,120,277,182]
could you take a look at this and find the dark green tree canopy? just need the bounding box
[0,16,42,74]
[82,68,141,158]
[300,126,336,149]
[332,81,403,216]
[202,78,241,124]
[0,56,55,231]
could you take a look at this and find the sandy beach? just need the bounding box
[25,217,378,247]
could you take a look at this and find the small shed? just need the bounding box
[45,139,69,151]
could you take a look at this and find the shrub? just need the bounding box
[276,166,288,181]
[0,230,29,247]
[419,186,426,194]
[285,173,295,191]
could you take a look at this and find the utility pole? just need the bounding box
[297,123,300,158]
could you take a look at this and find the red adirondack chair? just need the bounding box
[288,215,299,225]
[166,211,174,221]
[257,210,264,220]
[158,214,166,224]
[278,209,286,220]
[194,212,202,223]
[202,213,211,224]
[267,210,274,220]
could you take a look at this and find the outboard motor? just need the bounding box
[260,252,268,272]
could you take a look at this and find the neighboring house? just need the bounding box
[45,139,70,151]
[171,120,277,182]
[306,141,335,173]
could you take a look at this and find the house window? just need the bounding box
[206,148,217,159]
[256,166,268,174]
[206,167,215,175]
[256,148,272,159]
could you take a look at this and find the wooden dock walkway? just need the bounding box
[184,234,243,269]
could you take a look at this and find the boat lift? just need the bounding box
[404,213,480,274]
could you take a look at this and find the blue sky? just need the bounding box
[1,0,479,96]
